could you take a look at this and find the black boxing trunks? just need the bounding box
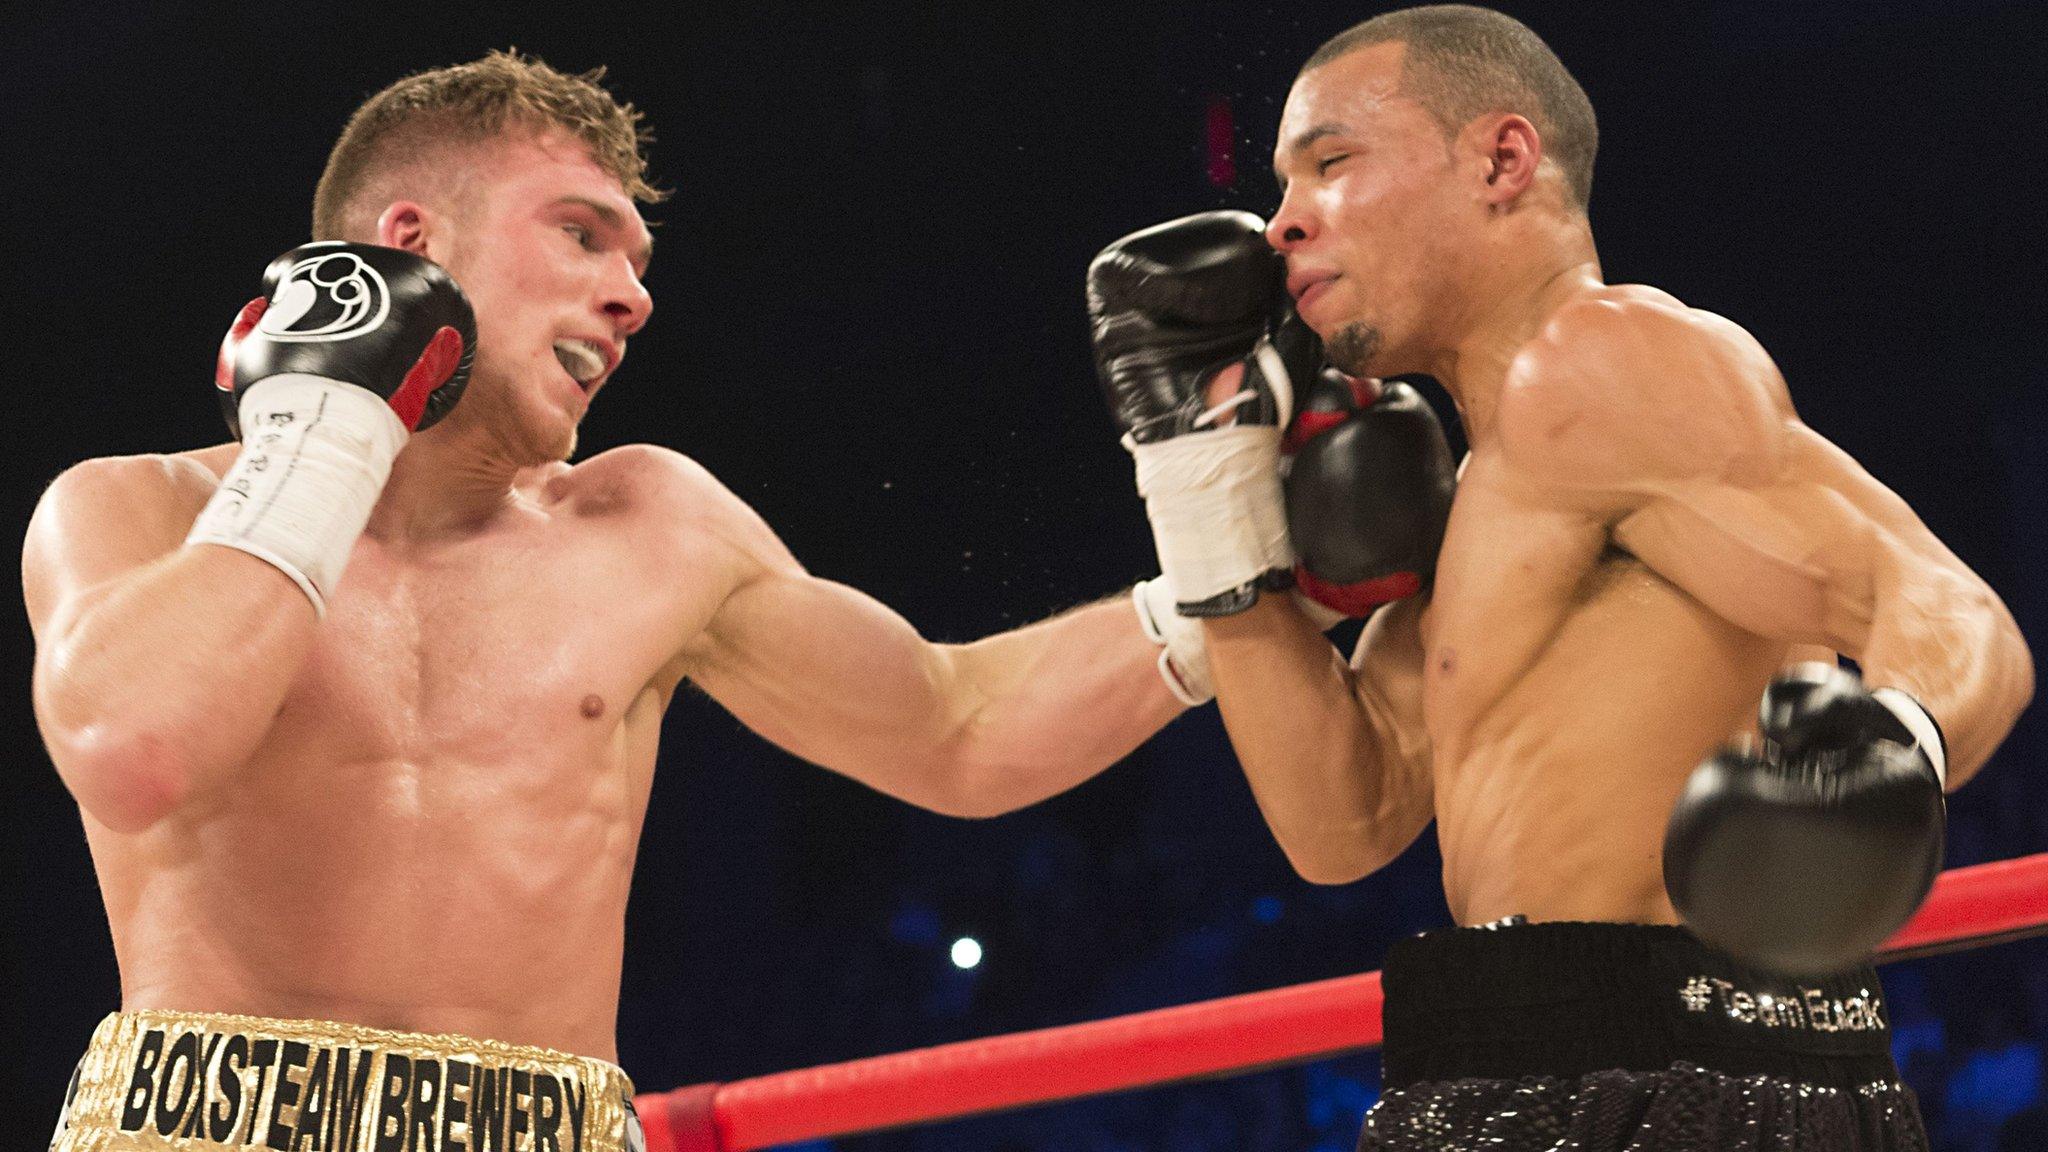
[49,1009,644,1152]
[1359,921,1928,1151]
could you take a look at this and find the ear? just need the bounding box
[1474,113,1542,208]
[375,201,433,256]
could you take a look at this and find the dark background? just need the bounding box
[5,2,2045,1149]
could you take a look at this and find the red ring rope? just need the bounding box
[636,851,2048,1152]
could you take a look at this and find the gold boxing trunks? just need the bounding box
[50,1009,644,1152]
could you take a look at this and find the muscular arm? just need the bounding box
[1503,297,2033,786]
[676,466,1183,817]
[23,454,320,831]
[1204,595,1433,884]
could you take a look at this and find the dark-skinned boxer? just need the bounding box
[1090,6,2030,1149]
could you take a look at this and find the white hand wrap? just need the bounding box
[1872,687,1948,789]
[184,375,408,617]
[1133,578,1213,705]
[1130,425,1293,607]
[1133,575,1351,707]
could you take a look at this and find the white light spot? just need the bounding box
[950,937,983,970]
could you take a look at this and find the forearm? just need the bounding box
[940,595,1186,814]
[1204,598,1429,883]
[34,545,318,829]
[1858,563,2033,788]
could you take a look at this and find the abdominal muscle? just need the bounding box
[91,731,657,1063]
[1429,556,1789,928]
[84,549,675,1064]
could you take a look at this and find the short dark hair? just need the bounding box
[1303,5,1597,211]
[313,49,664,241]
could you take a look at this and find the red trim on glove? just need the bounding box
[1293,567,1421,617]
[389,325,464,430]
[1283,409,1349,453]
[1282,378,1381,453]
[216,297,268,394]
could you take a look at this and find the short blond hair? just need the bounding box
[312,49,664,240]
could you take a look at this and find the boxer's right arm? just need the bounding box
[24,243,473,833]
[1205,595,1434,884]
[1092,213,1445,882]
[25,456,325,832]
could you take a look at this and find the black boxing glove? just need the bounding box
[1663,662,1948,975]
[217,241,476,439]
[1089,211,1321,618]
[187,243,476,615]
[1283,375,1456,617]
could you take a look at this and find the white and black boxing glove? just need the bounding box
[1091,211,1322,619]
[186,242,475,615]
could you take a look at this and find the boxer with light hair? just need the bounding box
[26,50,1197,1151]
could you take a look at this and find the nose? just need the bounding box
[1265,188,1316,253]
[602,256,652,337]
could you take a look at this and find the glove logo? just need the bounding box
[257,251,390,343]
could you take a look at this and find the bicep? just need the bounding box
[1613,426,1951,653]
[662,465,950,779]
[687,559,965,796]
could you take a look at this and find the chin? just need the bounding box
[525,417,579,466]
[1325,321,1385,377]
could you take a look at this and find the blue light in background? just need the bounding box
[888,900,941,946]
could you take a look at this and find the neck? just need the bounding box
[1428,215,1602,442]
[363,417,534,542]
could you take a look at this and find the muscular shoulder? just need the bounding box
[1497,288,1795,502]
[33,448,229,532]
[540,444,799,571]
[24,449,236,630]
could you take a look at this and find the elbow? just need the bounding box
[1981,582,2034,718]
[2009,630,2036,718]
[35,650,205,834]
[1283,848,1378,887]
[923,756,1027,820]
[48,723,192,834]
[918,740,1082,820]
[38,671,194,833]
[1275,829,1386,887]
[1272,799,1426,885]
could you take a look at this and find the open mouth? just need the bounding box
[553,339,607,391]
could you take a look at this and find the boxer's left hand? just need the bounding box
[1663,662,1947,975]
[1284,374,1456,619]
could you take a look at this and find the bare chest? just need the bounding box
[1418,453,1601,740]
[271,533,699,764]
[1419,451,1777,760]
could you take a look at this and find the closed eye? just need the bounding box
[1317,154,1352,175]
